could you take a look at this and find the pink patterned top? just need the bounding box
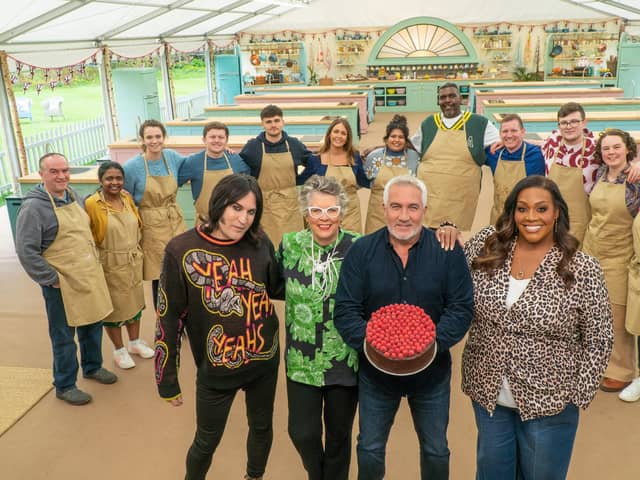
[542,129,600,195]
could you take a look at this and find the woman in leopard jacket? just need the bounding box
[462,175,613,480]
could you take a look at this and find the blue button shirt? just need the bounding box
[485,141,545,176]
[179,150,251,200]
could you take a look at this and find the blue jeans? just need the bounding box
[472,401,579,480]
[357,369,451,480]
[42,286,103,393]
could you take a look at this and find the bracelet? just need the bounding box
[439,221,457,229]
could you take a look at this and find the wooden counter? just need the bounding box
[475,88,624,113]
[492,111,640,132]
[234,92,370,133]
[482,96,640,117]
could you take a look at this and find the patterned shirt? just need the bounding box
[594,164,640,218]
[364,147,420,181]
[277,229,360,387]
[542,129,599,194]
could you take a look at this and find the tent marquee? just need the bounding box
[1,1,639,56]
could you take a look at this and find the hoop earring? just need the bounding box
[554,219,558,233]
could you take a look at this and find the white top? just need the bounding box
[496,275,531,409]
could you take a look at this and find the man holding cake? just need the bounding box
[334,175,473,480]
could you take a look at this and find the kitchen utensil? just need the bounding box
[597,43,607,53]
[550,43,563,57]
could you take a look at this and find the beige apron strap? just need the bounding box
[257,140,301,244]
[42,194,113,326]
[99,194,145,323]
[490,145,527,225]
[364,162,409,234]
[418,120,481,230]
[325,163,362,233]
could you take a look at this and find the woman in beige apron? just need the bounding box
[547,142,591,245]
[299,118,368,233]
[418,119,482,231]
[583,130,639,393]
[621,213,640,401]
[364,116,420,234]
[194,151,233,227]
[490,145,527,225]
[257,141,303,245]
[86,162,152,370]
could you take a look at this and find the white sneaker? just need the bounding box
[619,377,640,402]
[114,348,136,369]
[128,339,155,359]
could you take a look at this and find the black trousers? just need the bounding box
[185,367,278,480]
[287,378,358,480]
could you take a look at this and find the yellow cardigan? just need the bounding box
[85,190,142,246]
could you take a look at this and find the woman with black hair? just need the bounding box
[155,174,283,480]
[363,115,420,234]
[85,161,152,369]
[461,175,613,479]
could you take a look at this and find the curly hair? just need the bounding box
[298,174,348,216]
[594,128,638,164]
[383,114,417,152]
[472,175,579,288]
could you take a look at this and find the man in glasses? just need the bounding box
[542,102,639,243]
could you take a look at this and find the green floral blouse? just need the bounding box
[277,229,360,387]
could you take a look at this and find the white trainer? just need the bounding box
[128,339,155,359]
[114,348,136,369]
[619,377,640,402]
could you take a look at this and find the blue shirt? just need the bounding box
[179,150,251,200]
[297,152,370,188]
[334,227,473,388]
[123,149,185,205]
[485,141,545,176]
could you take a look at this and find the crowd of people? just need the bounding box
[14,86,639,479]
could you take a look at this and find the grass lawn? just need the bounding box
[0,67,209,204]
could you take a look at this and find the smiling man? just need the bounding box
[485,114,545,224]
[16,153,117,405]
[179,121,250,226]
[415,83,500,231]
[334,175,473,480]
[240,104,313,245]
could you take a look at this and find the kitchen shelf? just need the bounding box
[473,33,512,37]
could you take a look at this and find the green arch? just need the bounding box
[368,16,478,66]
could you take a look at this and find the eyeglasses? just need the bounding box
[307,206,341,219]
[558,119,582,128]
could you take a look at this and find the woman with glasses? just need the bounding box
[277,175,359,480]
[298,118,369,233]
[363,115,420,234]
[582,129,640,395]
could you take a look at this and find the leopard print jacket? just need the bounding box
[462,226,613,421]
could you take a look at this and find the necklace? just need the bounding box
[512,241,550,280]
[310,235,341,299]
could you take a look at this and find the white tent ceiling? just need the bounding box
[0,0,639,55]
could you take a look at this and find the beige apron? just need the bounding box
[626,214,640,335]
[139,154,186,281]
[42,190,113,327]
[418,124,481,230]
[583,179,636,381]
[98,193,145,323]
[547,143,591,245]
[194,152,233,227]
[326,163,362,233]
[257,141,303,245]
[365,160,410,234]
[490,145,527,225]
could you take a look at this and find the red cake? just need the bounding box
[364,304,437,376]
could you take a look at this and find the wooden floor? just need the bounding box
[0,112,638,479]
